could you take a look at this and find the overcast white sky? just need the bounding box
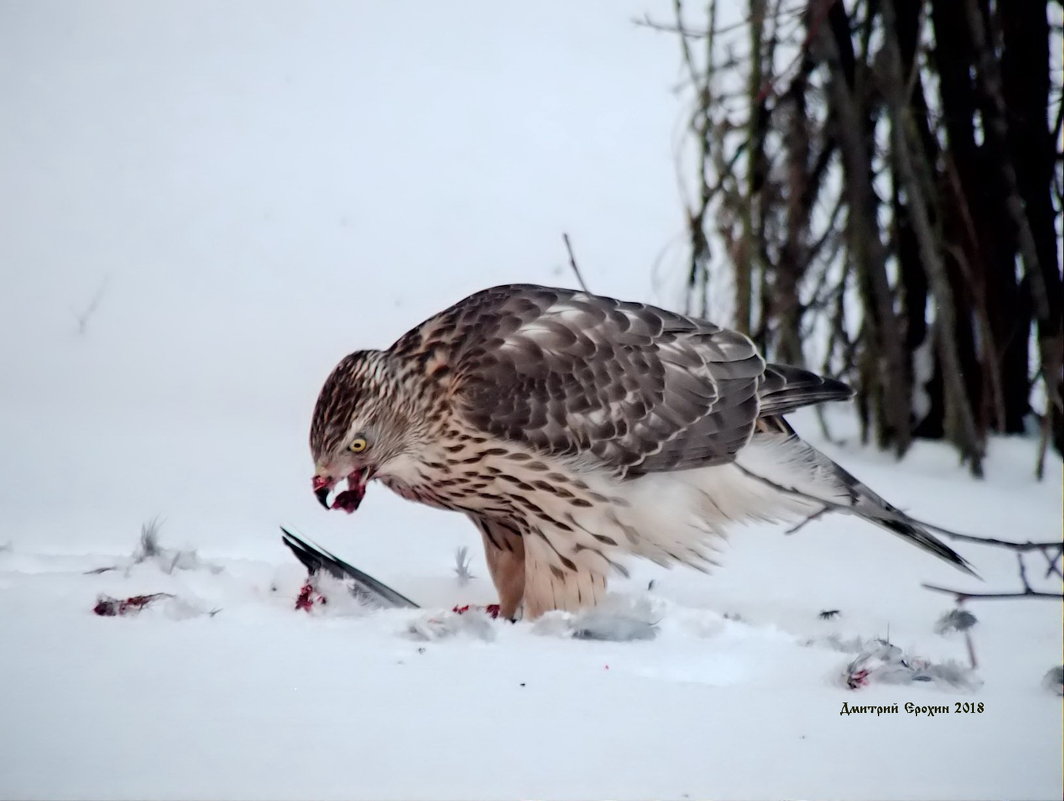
[0,0,697,551]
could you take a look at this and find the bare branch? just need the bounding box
[916,526,1063,554]
[920,549,1062,602]
[644,0,1062,469]
[922,584,1063,602]
[71,276,110,336]
[1043,547,1064,580]
[1016,550,1033,590]
[736,458,1064,592]
[784,507,829,534]
[561,233,590,294]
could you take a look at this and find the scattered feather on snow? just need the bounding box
[533,596,661,642]
[93,592,219,620]
[294,572,381,617]
[530,611,574,638]
[405,610,497,642]
[452,546,475,585]
[88,519,223,577]
[132,518,222,575]
[573,597,660,641]
[934,608,978,634]
[839,638,982,691]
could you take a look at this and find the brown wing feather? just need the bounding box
[758,363,853,416]
[393,284,766,475]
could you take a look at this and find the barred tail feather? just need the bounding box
[732,435,977,576]
[871,515,977,575]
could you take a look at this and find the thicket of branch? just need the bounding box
[646,0,1063,476]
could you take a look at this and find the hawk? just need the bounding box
[309,284,972,619]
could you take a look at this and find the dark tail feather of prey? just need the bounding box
[280,527,420,609]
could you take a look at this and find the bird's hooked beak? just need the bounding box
[312,475,333,509]
[312,469,369,513]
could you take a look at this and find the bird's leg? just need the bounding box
[479,527,526,620]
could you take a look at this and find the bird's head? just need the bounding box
[309,349,413,513]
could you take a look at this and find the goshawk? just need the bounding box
[309,284,971,618]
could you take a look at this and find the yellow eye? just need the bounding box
[348,437,368,453]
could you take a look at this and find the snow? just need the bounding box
[1,3,1061,800]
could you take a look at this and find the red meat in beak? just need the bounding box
[312,470,368,513]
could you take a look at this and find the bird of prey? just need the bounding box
[309,284,972,619]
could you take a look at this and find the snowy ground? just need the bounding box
[2,414,1061,801]
[1,3,1062,800]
